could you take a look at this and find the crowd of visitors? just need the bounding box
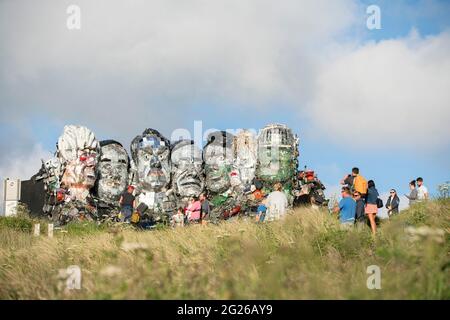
[336,167,429,234]
[117,167,429,234]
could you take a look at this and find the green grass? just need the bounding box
[0,199,448,299]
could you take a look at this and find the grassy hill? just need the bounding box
[0,199,448,299]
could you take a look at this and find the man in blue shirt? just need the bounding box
[334,187,356,225]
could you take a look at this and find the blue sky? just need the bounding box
[0,0,449,210]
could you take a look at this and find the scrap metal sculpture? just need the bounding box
[170,139,205,207]
[21,122,327,226]
[256,123,299,204]
[38,125,100,224]
[203,131,237,221]
[94,140,130,218]
[130,128,175,223]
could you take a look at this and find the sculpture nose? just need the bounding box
[150,156,161,168]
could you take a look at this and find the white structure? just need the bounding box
[3,178,21,217]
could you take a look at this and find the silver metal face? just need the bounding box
[97,142,129,203]
[231,130,257,187]
[171,140,204,198]
[131,129,171,192]
[203,131,234,194]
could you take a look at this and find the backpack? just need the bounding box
[376,198,383,209]
[353,175,368,194]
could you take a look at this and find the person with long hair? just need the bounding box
[365,180,379,234]
[405,180,418,205]
[386,189,400,216]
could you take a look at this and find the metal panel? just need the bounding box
[3,178,21,201]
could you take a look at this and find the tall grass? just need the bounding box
[0,200,448,299]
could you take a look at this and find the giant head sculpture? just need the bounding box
[256,123,299,188]
[170,140,204,199]
[130,128,171,192]
[57,125,99,201]
[96,140,130,204]
[203,131,234,194]
[231,130,257,187]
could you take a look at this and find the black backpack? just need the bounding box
[376,198,383,208]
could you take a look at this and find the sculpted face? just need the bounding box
[97,141,129,203]
[61,151,97,188]
[58,125,99,201]
[231,130,257,186]
[256,124,298,185]
[203,131,234,194]
[131,129,171,192]
[171,140,204,198]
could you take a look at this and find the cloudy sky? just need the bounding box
[1,0,449,215]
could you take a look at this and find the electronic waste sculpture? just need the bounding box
[21,123,327,226]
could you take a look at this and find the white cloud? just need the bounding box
[0,0,357,138]
[309,30,450,149]
[2,1,448,151]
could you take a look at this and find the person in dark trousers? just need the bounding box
[405,180,418,206]
[353,191,366,227]
[365,180,379,235]
[386,189,400,216]
[199,193,211,224]
[119,185,136,222]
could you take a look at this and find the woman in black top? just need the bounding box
[386,189,400,216]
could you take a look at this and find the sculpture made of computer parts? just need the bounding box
[94,140,130,219]
[170,139,205,207]
[256,123,299,205]
[231,130,257,188]
[293,169,328,208]
[229,129,258,210]
[130,128,175,223]
[203,130,237,221]
[46,125,100,224]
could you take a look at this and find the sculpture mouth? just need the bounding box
[86,173,97,183]
[180,179,202,188]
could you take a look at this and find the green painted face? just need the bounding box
[256,124,298,189]
[257,147,295,184]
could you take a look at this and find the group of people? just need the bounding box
[335,167,429,234]
[170,193,211,227]
[116,181,291,227]
[117,166,430,233]
[172,182,289,227]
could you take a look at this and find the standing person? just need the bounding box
[416,177,429,200]
[340,167,368,197]
[333,187,356,226]
[199,193,211,224]
[119,185,136,222]
[365,180,379,235]
[386,189,400,216]
[353,191,366,227]
[405,180,418,205]
[266,183,289,221]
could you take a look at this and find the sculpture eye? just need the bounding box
[118,159,127,164]
[101,158,111,162]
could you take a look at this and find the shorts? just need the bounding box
[365,203,378,214]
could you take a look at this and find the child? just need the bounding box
[255,198,268,223]
[171,207,185,228]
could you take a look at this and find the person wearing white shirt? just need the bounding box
[265,182,289,221]
[416,177,429,200]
